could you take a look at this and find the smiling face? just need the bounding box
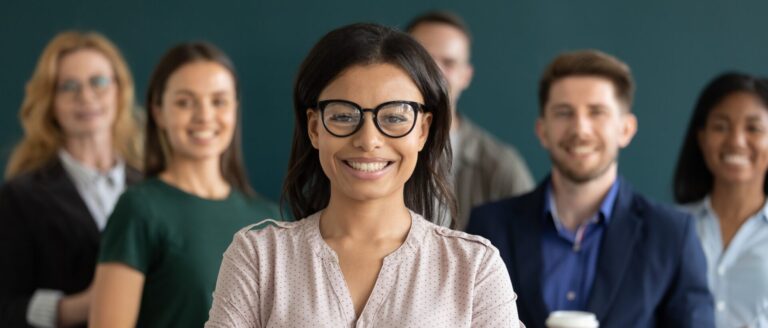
[307,63,432,203]
[153,61,237,164]
[53,48,118,139]
[536,76,637,184]
[699,91,768,187]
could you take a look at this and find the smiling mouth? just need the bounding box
[190,130,218,140]
[74,110,103,120]
[722,154,750,166]
[344,160,393,172]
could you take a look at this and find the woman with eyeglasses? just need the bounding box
[674,72,768,327]
[87,42,280,328]
[206,23,521,327]
[0,31,142,328]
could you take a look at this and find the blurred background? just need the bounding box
[1,0,767,202]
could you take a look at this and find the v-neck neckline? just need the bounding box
[306,210,423,326]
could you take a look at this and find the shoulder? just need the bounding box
[418,215,498,255]
[1,160,62,194]
[229,216,314,251]
[417,219,507,276]
[108,179,171,222]
[620,186,695,241]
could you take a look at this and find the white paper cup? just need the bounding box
[545,311,599,328]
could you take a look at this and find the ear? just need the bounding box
[461,63,474,90]
[418,112,433,151]
[306,109,320,149]
[618,112,638,148]
[535,116,550,149]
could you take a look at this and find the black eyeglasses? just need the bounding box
[317,99,425,138]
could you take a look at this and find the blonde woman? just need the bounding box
[0,31,142,328]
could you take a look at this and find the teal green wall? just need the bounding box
[2,0,767,203]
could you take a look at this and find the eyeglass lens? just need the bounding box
[57,75,112,96]
[322,101,417,137]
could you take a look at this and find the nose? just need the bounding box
[570,110,593,136]
[75,84,98,104]
[725,127,747,148]
[192,100,215,123]
[351,113,384,152]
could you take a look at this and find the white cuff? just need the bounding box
[26,289,63,328]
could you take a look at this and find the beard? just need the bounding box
[549,148,617,184]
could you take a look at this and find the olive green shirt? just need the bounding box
[99,178,281,328]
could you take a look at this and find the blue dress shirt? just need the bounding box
[541,180,619,313]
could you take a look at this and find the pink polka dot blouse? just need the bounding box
[206,210,522,328]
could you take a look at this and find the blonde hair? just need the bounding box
[5,31,143,179]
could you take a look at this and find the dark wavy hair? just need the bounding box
[144,42,254,196]
[673,72,768,203]
[283,23,456,225]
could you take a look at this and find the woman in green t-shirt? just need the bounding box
[89,42,280,328]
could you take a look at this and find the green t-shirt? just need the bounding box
[99,178,281,327]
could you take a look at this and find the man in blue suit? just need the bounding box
[466,50,714,328]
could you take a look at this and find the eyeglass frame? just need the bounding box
[316,99,426,138]
[55,75,115,100]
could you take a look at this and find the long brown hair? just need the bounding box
[144,42,254,196]
[284,23,456,224]
[673,72,768,203]
[5,31,142,178]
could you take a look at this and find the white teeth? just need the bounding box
[191,130,215,139]
[571,146,593,155]
[723,154,749,165]
[347,161,388,172]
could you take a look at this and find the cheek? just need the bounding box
[103,89,118,110]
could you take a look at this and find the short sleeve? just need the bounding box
[98,189,158,273]
[471,245,522,327]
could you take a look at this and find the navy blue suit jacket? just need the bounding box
[466,176,714,328]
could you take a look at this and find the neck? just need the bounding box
[319,189,411,242]
[159,156,230,199]
[550,165,617,230]
[710,179,766,225]
[63,132,115,172]
[450,108,461,132]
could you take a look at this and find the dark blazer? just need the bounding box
[0,158,141,327]
[466,176,714,328]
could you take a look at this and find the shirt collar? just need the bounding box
[701,195,768,224]
[58,149,125,184]
[544,178,621,225]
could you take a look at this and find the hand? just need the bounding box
[57,287,92,327]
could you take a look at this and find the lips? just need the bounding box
[722,154,750,166]
[570,145,595,155]
[190,130,217,140]
[73,109,103,120]
[344,160,391,172]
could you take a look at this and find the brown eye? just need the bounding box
[212,97,229,108]
[175,98,193,108]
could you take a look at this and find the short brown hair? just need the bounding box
[405,11,471,42]
[538,49,634,115]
